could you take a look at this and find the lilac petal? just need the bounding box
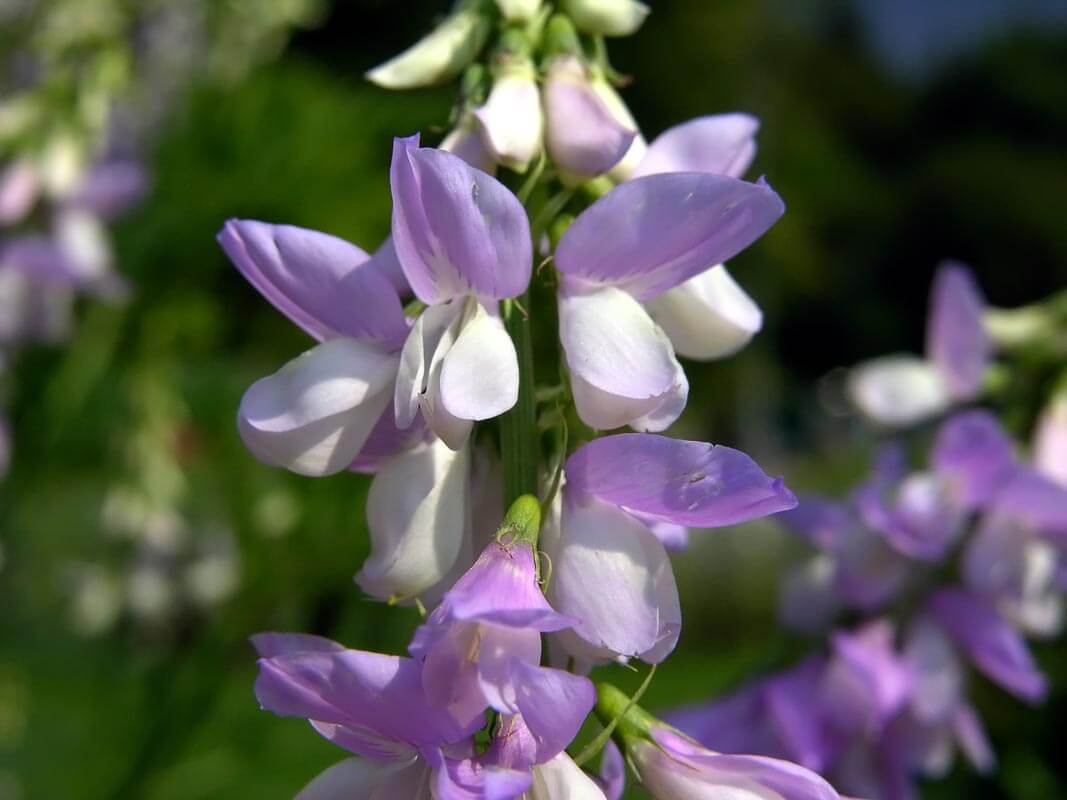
[931,409,1016,509]
[440,117,498,175]
[558,287,684,431]
[364,236,411,296]
[555,171,784,301]
[476,626,543,713]
[820,620,912,736]
[666,678,779,759]
[853,472,965,562]
[565,433,797,527]
[67,160,149,219]
[440,540,574,631]
[237,338,398,476]
[902,621,963,725]
[629,509,690,551]
[925,261,990,400]
[251,632,346,658]
[599,741,626,800]
[834,526,912,611]
[993,467,1067,538]
[764,657,834,771]
[543,56,636,179]
[633,113,760,179]
[0,236,77,283]
[550,493,679,662]
[440,304,519,422]
[389,135,532,303]
[927,588,1048,703]
[218,220,408,346]
[484,714,539,771]
[255,648,483,753]
[483,766,534,800]
[418,622,494,718]
[511,660,596,763]
[952,703,995,773]
[778,496,858,551]
[348,403,431,474]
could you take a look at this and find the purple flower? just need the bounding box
[546,434,796,664]
[409,536,595,763]
[554,170,783,430]
[390,134,532,448]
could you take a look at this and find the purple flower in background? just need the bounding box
[390,134,532,449]
[554,172,783,430]
[545,433,797,664]
[848,262,991,427]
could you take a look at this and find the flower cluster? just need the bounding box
[669,268,1067,799]
[223,1,860,797]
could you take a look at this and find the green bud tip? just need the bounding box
[495,494,541,547]
[543,13,582,58]
[595,682,658,746]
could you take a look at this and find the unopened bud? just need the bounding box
[366,0,491,90]
[561,0,649,37]
[494,0,542,23]
[473,33,543,172]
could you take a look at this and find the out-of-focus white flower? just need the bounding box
[494,0,542,22]
[847,355,951,428]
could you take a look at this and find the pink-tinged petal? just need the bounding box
[543,56,636,179]
[237,338,398,476]
[251,632,346,658]
[255,649,483,753]
[641,730,841,800]
[931,410,1017,510]
[952,703,995,774]
[67,160,149,219]
[357,439,470,599]
[559,287,686,431]
[511,660,596,763]
[390,135,532,303]
[0,159,40,224]
[550,493,679,662]
[847,355,950,428]
[440,303,519,422]
[819,620,912,736]
[1034,395,1067,489]
[441,540,574,631]
[565,433,797,527]
[925,262,990,401]
[644,265,762,360]
[633,113,760,179]
[599,741,626,800]
[218,220,407,346]
[927,588,1048,703]
[555,172,784,301]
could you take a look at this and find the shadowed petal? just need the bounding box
[555,172,784,300]
[925,262,990,400]
[512,660,597,763]
[565,433,797,527]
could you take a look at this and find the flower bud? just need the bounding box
[543,55,637,181]
[561,0,650,37]
[439,113,497,174]
[494,0,542,22]
[473,39,543,172]
[366,0,491,90]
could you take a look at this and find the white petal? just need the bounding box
[551,493,679,662]
[494,0,542,22]
[395,303,461,429]
[529,753,608,800]
[644,266,762,360]
[356,439,470,599]
[559,287,685,431]
[239,338,398,476]
[473,67,544,172]
[296,758,385,800]
[847,354,951,427]
[561,0,650,37]
[440,303,519,422]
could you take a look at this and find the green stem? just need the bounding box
[501,293,539,504]
[573,666,658,766]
